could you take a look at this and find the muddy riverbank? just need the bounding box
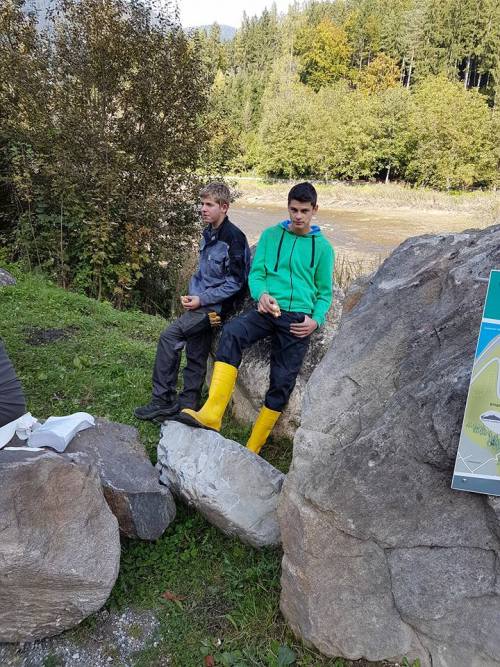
[230,178,498,268]
[232,176,499,216]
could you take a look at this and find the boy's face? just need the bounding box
[200,195,228,228]
[288,199,318,235]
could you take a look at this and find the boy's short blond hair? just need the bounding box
[199,182,231,206]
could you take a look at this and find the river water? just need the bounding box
[231,202,483,267]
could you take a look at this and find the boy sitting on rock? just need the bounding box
[176,182,335,454]
[134,182,250,422]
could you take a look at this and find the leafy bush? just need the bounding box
[0,0,211,309]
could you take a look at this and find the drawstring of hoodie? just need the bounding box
[274,228,286,271]
[275,226,316,271]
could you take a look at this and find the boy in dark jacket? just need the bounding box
[177,182,335,454]
[134,182,250,422]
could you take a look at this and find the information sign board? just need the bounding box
[452,270,500,495]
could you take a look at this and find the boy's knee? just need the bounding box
[160,323,179,343]
[221,317,240,338]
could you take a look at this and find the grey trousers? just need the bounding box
[0,340,26,427]
[152,310,213,410]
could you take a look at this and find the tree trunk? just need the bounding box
[406,51,414,88]
[385,165,391,184]
[464,55,471,89]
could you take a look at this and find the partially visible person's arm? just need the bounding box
[0,340,26,428]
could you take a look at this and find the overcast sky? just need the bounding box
[177,0,294,28]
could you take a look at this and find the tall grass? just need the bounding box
[334,254,381,290]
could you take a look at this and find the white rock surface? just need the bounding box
[158,421,284,547]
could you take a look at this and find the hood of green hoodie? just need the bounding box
[280,220,322,236]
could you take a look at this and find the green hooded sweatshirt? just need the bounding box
[248,220,335,327]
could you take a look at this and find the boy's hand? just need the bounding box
[258,293,281,317]
[181,295,201,310]
[290,315,318,338]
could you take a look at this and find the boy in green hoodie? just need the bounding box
[176,182,335,454]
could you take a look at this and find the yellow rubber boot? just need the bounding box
[246,406,281,455]
[179,361,237,431]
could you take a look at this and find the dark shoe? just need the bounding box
[134,399,180,422]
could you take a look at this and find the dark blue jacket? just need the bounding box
[189,217,250,316]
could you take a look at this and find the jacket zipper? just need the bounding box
[288,237,298,312]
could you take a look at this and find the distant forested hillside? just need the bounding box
[194,24,236,42]
[192,0,500,189]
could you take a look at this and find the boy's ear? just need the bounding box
[313,204,319,214]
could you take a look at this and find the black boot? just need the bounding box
[134,398,180,422]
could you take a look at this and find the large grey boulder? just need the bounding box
[216,288,343,439]
[0,449,120,642]
[0,268,15,287]
[67,419,176,540]
[158,421,284,547]
[279,225,500,667]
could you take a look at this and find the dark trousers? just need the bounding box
[0,341,26,428]
[152,310,212,410]
[216,309,310,412]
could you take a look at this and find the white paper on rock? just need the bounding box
[0,413,39,450]
[28,412,95,452]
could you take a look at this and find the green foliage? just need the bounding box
[406,75,498,188]
[42,655,63,667]
[357,53,401,92]
[258,81,413,182]
[295,18,352,91]
[257,84,316,179]
[401,658,421,667]
[0,0,210,308]
[249,65,497,188]
[197,0,499,189]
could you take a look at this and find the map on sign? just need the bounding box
[452,270,500,496]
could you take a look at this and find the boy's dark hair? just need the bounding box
[287,182,317,207]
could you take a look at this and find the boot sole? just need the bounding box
[171,412,218,432]
[134,407,180,422]
[152,411,181,424]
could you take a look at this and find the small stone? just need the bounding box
[0,268,16,287]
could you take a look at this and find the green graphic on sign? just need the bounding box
[452,270,500,496]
